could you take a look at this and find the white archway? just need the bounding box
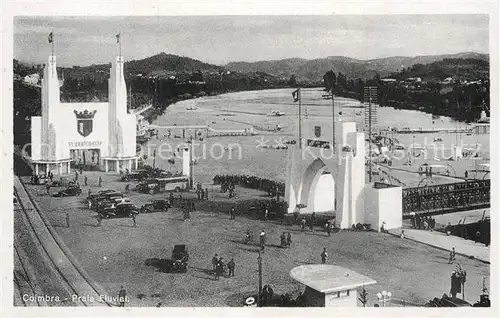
[298,158,335,213]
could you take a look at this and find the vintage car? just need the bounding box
[99,203,140,219]
[120,170,149,182]
[86,189,116,201]
[158,245,189,273]
[140,199,170,213]
[88,191,123,208]
[30,174,50,185]
[52,185,82,197]
[94,197,131,211]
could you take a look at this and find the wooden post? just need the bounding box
[257,250,263,307]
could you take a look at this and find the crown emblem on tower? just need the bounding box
[74,110,97,119]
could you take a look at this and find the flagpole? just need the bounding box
[331,88,335,152]
[51,30,54,57]
[298,87,302,149]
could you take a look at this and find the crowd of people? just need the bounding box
[410,213,436,231]
[211,254,236,280]
[213,174,285,196]
[403,180,490,213]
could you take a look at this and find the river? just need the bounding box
[144,88,490,187]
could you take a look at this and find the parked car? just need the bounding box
[89,192,123,210]
[93,194,124,210]
[140,199,170,213]
[30,174,49,185]
[52,186,82,197]
[159,245,189,273]
[100,203,140,218]
[120,170,149,182]
[86,189,116,201]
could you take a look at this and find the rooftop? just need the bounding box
[290,265,376,294]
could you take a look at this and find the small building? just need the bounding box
[30,55,138,176]
[290,265,377,307]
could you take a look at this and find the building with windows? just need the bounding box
[30,55,138,175]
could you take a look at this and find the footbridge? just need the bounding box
[402,179,490,218]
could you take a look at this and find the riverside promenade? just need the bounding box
[388,228,490,264]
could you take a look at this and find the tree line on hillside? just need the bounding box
[13,57,301,146]
[323,58,490,122]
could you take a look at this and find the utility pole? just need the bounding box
[257,250,263,307]
[152,149,156,170]
[298,88,302,149]
[331,87,336,152]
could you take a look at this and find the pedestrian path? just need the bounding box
[388,228,490,263]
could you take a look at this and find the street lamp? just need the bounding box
[376,290,392,307]
[257,250,263,307]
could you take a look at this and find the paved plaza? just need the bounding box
[22,172,490,307]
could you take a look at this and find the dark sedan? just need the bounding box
[52,186,82,197]
[120,170,149,182]
[140,199,170,213]
[100,203,140,218]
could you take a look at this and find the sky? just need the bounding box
[14,15,489,67]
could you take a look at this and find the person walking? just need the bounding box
[212,254,218,272]
[280,232,286,248]
[300,217,306,232]
[448,250,454,264]
[310,212,316,232]
[118,286,127,307]
[326,222,332,236]
[321,248,328,264]
[168,192,174,207]
[96,213,103,227]
[74,170,79,182]
[98,176,102,187]
[46,182,51,195]
[196,182,201,200]
[84,175,88,186]
[125,184,130,194]
[259,229,267,252]
[286,232,292,248]
[230,207,236,220]
[131,213,137,227]
[65,213,70,228]
[227,258,235,277]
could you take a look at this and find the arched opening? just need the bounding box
[299,158,335,213]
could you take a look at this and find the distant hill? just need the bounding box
[226,52,489,82]
[125,52,224,76]
[390,58,490,82]
[14,52,226,81]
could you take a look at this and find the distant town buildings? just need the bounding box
[23,73,40,86]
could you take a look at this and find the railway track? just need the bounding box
[13,177,111,307]
[13,243,47,306]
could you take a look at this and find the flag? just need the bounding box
[48,32,53,43]
[292,89,299,102]
[116,33,120,43]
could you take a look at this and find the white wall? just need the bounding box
[119,114,137,157]
[378,186,403,230]
[313,174,335,212]
[324,290,358,307]
[31,117,41,160]
[364,185,403,231]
